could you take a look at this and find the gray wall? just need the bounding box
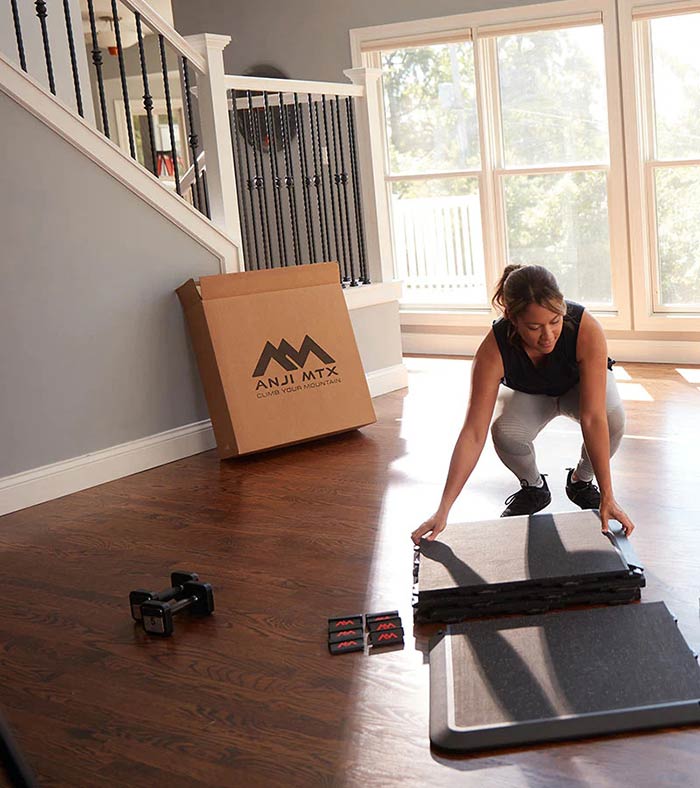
[172,0,556,81]
[0,90,221,478]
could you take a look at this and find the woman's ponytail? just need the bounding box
[491,264,523,313]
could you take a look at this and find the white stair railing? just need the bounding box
[221,69,392,284]
[3,1,393,283]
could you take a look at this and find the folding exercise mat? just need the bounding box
[414,511,644,623]
[429,602,700,752]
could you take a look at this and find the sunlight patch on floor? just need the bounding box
[616,382,654,402]
[612,365,632,381]
[676,368,700,383]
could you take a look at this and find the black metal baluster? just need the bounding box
[321,95,342,278]
[245,92,271,268]
[182,57,204,215]
[111,0,135,159]
[333,97,357,285]
[229,97,254,270]
[135,13,157,175]
[346,97,370,284]
[34,1,56,95]
[240,95,260,268]
[87,0,109,138]
[10,0,27,72]
[329,97,349,281]
[294,93,316,263]
[158,35,181,195]
[61,0,83,117]
[309,96,330,262]
[249,94,273,269]
[263,91,288,267]
[278,92,301,265]
[202,169,211,219]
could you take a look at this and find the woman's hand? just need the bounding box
[411,512,447,545]
[600,497,635,537]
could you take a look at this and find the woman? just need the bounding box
[411,264,635,544]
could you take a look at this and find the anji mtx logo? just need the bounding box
[252,335,335,377]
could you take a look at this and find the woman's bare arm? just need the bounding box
[411,332,503,543]
[577,312,635,536]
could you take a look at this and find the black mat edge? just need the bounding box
[415,589,641,624]
[417,568,642,601]
[418,573,645,603]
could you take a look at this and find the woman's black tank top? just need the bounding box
[492,300,612,397]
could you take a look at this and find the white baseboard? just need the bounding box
[402,331,700,364]
[606,339,700,364]
[402,332,483,356]
[0,420,215,518]
[367,363,409,397]
[0,363,406,517]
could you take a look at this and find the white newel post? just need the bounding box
[344,68,395,284]
[185,33,244,272]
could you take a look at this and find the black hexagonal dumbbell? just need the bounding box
[129,571,199,621]
[140,581,215,637]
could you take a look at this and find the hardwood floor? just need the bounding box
[0,357,699,787]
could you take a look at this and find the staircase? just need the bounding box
[0,0,406,516]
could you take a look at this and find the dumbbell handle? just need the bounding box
[130,579,196,621]
[168,595,199,615]
[154,584,187,604]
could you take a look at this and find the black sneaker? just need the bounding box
[500,476,551,517]
[566,468,601,510]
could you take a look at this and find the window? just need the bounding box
[495,25,613,305]
[380,41,486,306]
[360,5,629,318]
[353,0,700,331]
[632,10,700,310]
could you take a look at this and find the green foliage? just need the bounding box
[382,43,479,175]
[655,168,700,304]
[497,28,608,166]
[504,172,611,303]
[381,23,700,306]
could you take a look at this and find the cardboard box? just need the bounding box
[177,262,376,457]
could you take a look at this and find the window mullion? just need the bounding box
[635,21,656,162]
[635,21,663,312]
[475,35,505,303]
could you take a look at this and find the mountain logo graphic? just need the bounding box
[252,335,335,377]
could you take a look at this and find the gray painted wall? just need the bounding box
[0,90,220,478]
[171,0,557,81]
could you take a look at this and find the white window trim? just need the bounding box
[350,0,633,333]
[619,0,700,331]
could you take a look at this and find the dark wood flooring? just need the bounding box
[1,357,699,787]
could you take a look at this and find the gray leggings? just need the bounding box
[490,370,625,485]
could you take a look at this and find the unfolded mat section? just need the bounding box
[429,602,700,752]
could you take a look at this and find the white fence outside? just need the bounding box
[391,194,487,304]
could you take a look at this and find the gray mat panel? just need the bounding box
[429,602,700,752]
[419,511,635,594]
